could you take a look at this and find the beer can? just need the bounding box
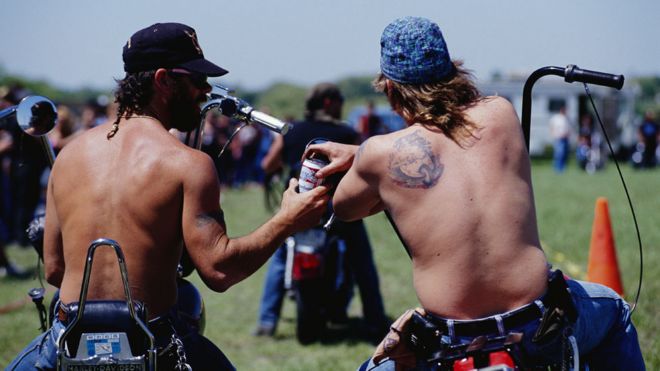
[298,157,328,193]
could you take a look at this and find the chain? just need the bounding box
[171,333,192,371]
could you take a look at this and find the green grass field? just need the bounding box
[1,162,658,369]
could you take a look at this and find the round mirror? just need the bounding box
[16,95,57,137]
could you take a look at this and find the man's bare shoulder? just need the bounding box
[357,126,420,157]
[149,133,217,184]
[163,138,219,190]
[469,96,521,135]
[353,129,410,169]
[50,124,107,174]
[474,96,518,122]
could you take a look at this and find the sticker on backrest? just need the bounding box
[85,333,121,356]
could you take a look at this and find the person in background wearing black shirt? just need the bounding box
[255,83,389,341]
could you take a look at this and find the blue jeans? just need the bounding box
[553,138,570,173]
[359,279,645,370]
[257,243,290,328]
[7,315,235,370]
[257,220,387,332]
[6,318,65,370]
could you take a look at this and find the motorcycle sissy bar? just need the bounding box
[57,238,157,371]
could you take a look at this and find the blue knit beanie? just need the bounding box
[380,17,454,84]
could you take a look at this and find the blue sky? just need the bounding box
[2,0,658,91]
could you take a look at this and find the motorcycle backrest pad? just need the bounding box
[61,300,148,358]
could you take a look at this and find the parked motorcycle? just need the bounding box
[284,218,352,344]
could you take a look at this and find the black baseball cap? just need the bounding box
[122,22,228,77]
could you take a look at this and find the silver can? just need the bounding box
[298,157,328,193]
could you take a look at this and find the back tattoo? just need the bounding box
[388,131,443,189]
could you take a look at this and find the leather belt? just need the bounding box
[424,270,580,338]
[427,302,544,337]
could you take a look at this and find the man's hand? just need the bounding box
[302,141,359,179]
[372,308,426,371]
[277,178,330,232]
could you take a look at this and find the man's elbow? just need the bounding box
[45,266,63,287]
[202,269,243,293]
[203,274,232,293]
[333,201,361,222]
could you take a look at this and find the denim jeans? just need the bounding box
[359,279,645,370]
[257,219,387,332]
[257,242,290,328]
[7,314,235,371]
[6,318,65,370]
[553,138,570,173]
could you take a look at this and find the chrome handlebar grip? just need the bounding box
[249,110,290,135]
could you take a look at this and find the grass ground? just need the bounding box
[0,161,658,369]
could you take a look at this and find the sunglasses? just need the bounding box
[168,68,208,89]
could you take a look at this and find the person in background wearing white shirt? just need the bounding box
[549,106,572,173]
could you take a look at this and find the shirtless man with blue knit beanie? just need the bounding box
[305,16,644,370]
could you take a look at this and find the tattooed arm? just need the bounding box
[182,153,329,292]
[332,139,386,221]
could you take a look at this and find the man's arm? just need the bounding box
[332,139,385,221]
[43,168,64,287]
[182,154,328,292]
[260,133,283,174]
[302,141,359,179]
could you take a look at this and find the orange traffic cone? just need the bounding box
[587,197,624,295]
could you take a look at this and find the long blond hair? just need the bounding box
[374,61,482,146]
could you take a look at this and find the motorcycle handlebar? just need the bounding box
[249,110,290,135]
[521,65,625,151]
[201,86,290,135]
[564,64,624,90]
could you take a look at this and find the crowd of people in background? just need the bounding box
[549,105,660,174]
[632,110,659,169]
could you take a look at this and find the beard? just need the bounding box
[168,88,204,132]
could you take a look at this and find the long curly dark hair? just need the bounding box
[373,61,483,146]
[107,71,156,139]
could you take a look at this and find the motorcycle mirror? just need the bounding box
[16,95,57,137]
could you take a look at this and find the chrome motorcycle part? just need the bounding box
[57,238,156,371]
[0,95,57,166]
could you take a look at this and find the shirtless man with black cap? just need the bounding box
[306,17,644,370]
[9,22,328,370]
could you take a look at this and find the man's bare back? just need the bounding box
[332,97,548,319]
[44,119,204,316]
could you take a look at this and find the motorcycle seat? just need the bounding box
[59,299,149,358]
